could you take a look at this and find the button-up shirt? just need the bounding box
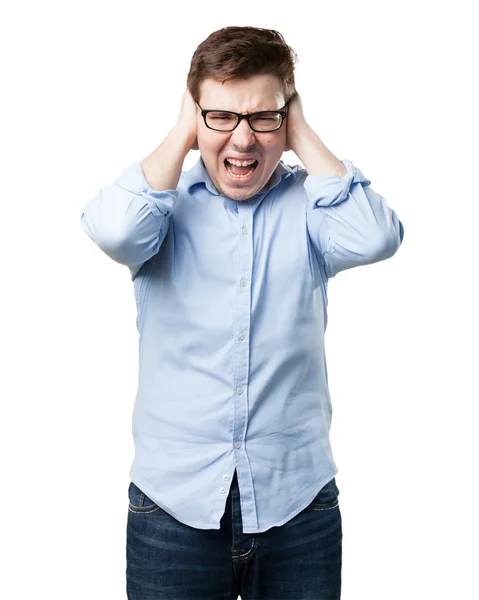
[80,156,404,533]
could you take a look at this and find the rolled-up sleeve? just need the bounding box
[305,159,404,279]
[80,162,178,280]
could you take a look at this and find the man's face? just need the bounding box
[197,74,287,201]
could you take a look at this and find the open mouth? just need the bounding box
[224,159,259,180]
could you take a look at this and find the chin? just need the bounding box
[229,190,256,201]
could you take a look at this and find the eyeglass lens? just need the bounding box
[205,111,282,131]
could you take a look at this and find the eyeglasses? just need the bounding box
[197,103,288,132]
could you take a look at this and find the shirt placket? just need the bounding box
[231,200,258,531]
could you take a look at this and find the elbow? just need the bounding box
[81,217,132,265]
[80,208,134,264]
[367,209,404,262]
[95,231,134,265]
[367,227,403,263]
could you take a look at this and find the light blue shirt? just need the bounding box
[80,156,404,533]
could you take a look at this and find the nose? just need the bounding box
[230,117,256,150]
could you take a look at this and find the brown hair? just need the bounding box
[187,26,298,104]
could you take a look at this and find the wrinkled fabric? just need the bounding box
[80,156,404,533]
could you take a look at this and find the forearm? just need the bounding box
[290,125,347,178]
[140,124,196,191]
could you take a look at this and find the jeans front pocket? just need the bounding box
[128,481,161,514]
[306,476,340,511]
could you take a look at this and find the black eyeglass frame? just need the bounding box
[197,102,289,132]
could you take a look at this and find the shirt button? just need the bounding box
[242,226,248,234]
[220,487,226,493]
[235,442,241,449]
[238,333,245,340]
[240,279,247,287]
[237,387,243,395]
[223,475,230,481]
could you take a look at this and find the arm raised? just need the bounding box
[80,90,198,280]
[286,92,404,279]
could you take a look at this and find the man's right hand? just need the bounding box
[140,89,199,191]
[177,89,199,151]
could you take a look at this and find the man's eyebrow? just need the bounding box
[203,106,280,113]
[224,107,278,113]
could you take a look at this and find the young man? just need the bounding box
[81,26,404,600]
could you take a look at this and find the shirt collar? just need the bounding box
[181,156,297,198]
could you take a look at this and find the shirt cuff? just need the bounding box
[116,161,179,218]
[304,160,371,207]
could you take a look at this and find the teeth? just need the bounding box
[226,158,257,167]
[225,163,256,178]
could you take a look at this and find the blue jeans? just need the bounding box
[127,469,342,599]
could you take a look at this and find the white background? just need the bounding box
[1,0,478,598]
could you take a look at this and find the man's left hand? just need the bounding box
[285,92,310,153]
